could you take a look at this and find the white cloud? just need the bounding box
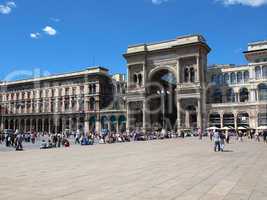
[151,0,169,5]
[30,32,41,39]
[42,26,57,36]
[217,0,267,7]
[0,1,16,15]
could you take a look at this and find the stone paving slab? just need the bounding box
[0,138,266,200]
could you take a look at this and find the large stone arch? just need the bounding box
[148,67,177,131]
[148,66,177,82]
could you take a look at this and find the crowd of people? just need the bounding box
[1,127,267,152]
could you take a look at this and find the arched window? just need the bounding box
[230,72,236,84]
[258,113,267,126]
[255,66,261,79]
[226,88,235,102]
[237,112,249,127]
[133,74,138,84]
[89,85,92,94]
[89,97,95,110]
[258,83,267,101]
[190,68,195,82]
[138,74,142,85]
[209,113,221,128]
[184,68,189,82]
[244,71,249,83]
[223,113,235,128]
[239,88,249,102]
[224,73,230,85]
[263,66,267,78]
[92,84,96,93]
[237,72,243,84]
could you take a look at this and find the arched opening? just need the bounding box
[26,119,30,131]
[15,119,19,130]
[263,66,267,78]
[209,113,221,128]
[237,112,249,128]
[133,74,138,84]
[258,83,267,101]
[223,113,235,128]
[184,68,189,83]
[190,68,195,82]
[38,119,42,132]
[138,74,142,86]
[50,119,55,133]
[44,118,49,132]
[89,116,96,132]
[239,88,249,102]
[89,97,95,111]
[32,119,36,131]
[110,116,117,132]
[226,88,235,103]
[101,116,109,131]
[258,113,267,126]
[21,119,25,131]
[118,115,126,132]
[148,69,177,131]
[10,119,14,130]
[4,119,8,129]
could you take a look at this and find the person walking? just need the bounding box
[220,132,226,152]
[263,130,267,144]
[213,130,221,152]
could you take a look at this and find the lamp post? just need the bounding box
[157,89,170,133]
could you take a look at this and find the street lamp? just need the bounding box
[157,89,170,134]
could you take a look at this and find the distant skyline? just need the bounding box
[0,0,267,81]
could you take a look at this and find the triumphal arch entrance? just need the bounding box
[124,35,211,134]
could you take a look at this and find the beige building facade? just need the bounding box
[0,67,127,133]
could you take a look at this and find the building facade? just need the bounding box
[1,35,267,133]
[124,35,267,133]
[0,67,127,133]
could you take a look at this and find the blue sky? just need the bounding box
[0,0,267,80]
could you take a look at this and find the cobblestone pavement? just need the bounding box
[0,138,266,200]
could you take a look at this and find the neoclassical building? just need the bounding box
[124,35,267,133]
[1,35,267,133]
[0,67,127,133]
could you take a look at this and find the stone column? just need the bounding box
[48,118,51,134]
[234,113,238,130]
[84,117,89,134]
[76,117,80,131]
[69,117,72,132]
[220,113,223,128]
[42,118,45,132]
[177,98,181,134]
[116,118,119,133]
[126,102,130,131]
[196,56,200,82]
[177,58,180,84]
[185,111,190,129]
[143,100,147,133]
[197,98,203,131]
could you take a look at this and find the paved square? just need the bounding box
[0,138,266,200]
